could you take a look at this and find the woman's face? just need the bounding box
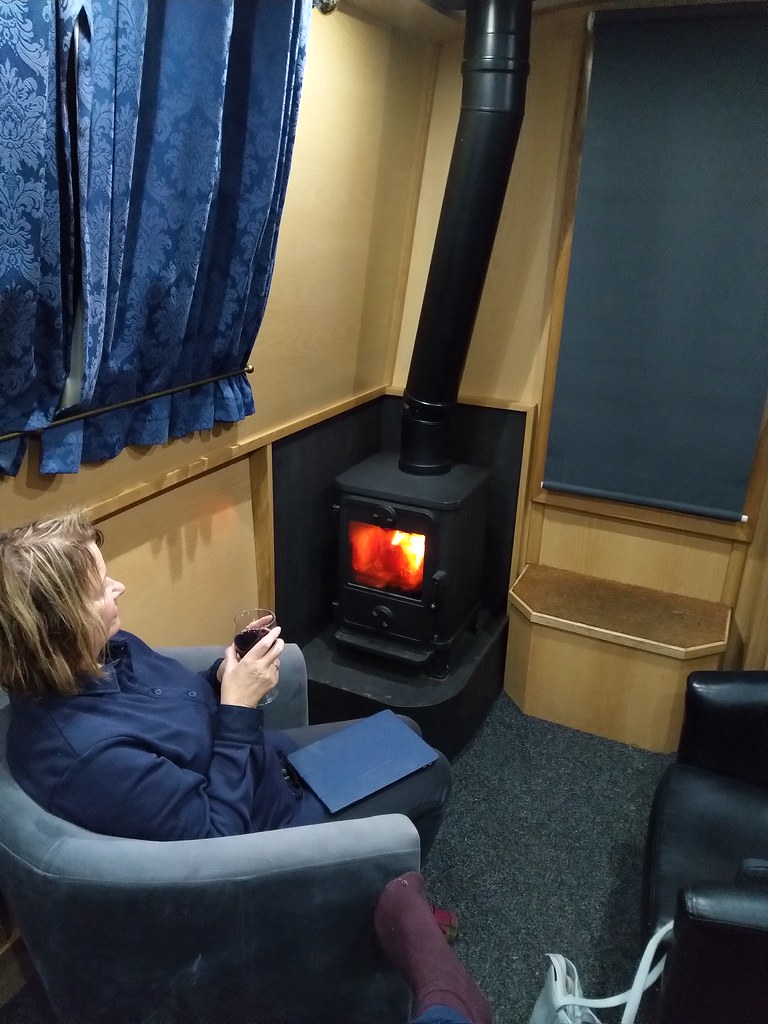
[88,542,126,647]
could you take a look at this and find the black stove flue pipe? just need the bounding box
[400,0,532,474]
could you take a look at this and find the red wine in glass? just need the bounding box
[233,609,276,656]
[234,626,269,655]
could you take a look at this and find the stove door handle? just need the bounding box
[430,570,448,611]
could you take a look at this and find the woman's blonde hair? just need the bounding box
[0,509,106,698]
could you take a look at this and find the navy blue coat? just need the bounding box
[6,631,326,840]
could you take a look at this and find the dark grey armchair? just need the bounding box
[0,644,419,1024]
[642,670,768,1024]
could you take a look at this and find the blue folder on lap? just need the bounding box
[287,710,439,813]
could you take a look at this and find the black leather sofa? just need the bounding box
[642,671,768,1024]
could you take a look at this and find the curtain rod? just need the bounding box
[0,365,254,445]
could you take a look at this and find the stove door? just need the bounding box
[336,498,439,659]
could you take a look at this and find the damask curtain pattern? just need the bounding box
[0,0,310,475]
[0,1,80,475]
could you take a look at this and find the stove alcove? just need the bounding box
[272,397,524,758]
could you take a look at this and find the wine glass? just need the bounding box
[233,608,278,706]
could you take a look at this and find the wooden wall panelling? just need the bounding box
[524,12,592,500]
[249,446,276,612]
[354,26,439,394]
[0,930,31,1009]
[392,8,589,409]
[531,488,754,543]
[508,402,538,584]
[505,610,722,753]
[345,0,463,43]
[522,501,545,568]
[0,431,235,531]
[97,458,269,649]
[537,507,732,602]
[459,7,588,407]
[721,542,748,611]
[0,893,31,1009]
[731,420,768,669]
[255,8,437,423]
[392,31,460,392]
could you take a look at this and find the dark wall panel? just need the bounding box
[272,402,384,647]
[274,398,526,647]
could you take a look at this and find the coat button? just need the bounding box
[187,690,197,698]
[152,688,163,695]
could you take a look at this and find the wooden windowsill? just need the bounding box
[510,563,730,660]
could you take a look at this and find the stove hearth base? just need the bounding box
[302,609,507,759]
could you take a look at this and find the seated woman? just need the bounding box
[0,510,451,857]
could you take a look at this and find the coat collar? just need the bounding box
[77,636,130,696]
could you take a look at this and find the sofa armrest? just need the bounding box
[156,641,309,728]
[677,672,768,787]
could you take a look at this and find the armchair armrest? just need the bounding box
[677,672,768,787]
[156,641,309,728]
[656,881,768,1024]
[38,812,420,885]
[738,859,768,884]
[157,645,224,674]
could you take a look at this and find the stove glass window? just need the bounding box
[348,521,426,597]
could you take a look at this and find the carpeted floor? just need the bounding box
[422,693,672,1023]
[0,692,671,1024]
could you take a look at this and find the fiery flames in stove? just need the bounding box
[348,521,426,594]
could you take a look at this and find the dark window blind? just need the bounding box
[543,5,768,522]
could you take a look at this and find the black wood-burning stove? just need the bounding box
[325,0,532,730]
[334,453,489,677]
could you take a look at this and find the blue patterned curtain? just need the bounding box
[0,1,75,474]
[0,0,310,475]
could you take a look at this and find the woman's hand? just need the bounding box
[218,626,284,709]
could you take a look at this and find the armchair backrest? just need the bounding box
[678,671,768,788]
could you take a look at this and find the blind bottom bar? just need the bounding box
[541,478,745,524]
